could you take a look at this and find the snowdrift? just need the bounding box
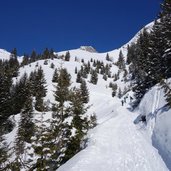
[137,84,171,170]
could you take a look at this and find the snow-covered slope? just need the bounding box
[10,52,168,171]
[2,21,170,171]
[58,98,168,171]
[0,48,11,60]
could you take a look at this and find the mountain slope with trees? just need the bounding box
[0,0,171,170]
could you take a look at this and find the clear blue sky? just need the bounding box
[0,0,162,55]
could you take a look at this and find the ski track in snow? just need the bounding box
[58,103,168,171]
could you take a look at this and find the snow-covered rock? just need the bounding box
[79,46,97,53]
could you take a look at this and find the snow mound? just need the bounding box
[137,83,171,170]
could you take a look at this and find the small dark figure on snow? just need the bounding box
[141,115,146,123]
[121,100,124,106]
[130,96,133,102]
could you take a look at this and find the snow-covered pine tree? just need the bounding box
[63,88,89,163]
[13,80,34,170]
[32,112,55,170]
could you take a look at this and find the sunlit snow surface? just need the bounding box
[0,21,170,171]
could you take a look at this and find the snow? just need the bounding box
[5,114,21,148]
[58,99,168,171]
[0,48,11,60]
[79,46,97,53]
[138,83,171,170]
[2,20,171,171]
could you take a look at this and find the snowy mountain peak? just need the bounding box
[79,46,97,53]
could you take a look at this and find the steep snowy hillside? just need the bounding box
[1,21,170,171]
[5,47,168,171]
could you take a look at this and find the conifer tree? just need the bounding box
[103,74,108,81]
[159,0,171,78]
[112,83,118,97]
[82,66,88,79]
[106,53,110,61]
[21,54,29,66]
[30,50,37,62]
[32,112,55,170]
[54,68,71,120]
[50,48,55,59]
[80,79,89,103]
[35,67,47,111]
[0,72,13,123]
[9,48,19,77]
[52,68,58,83]
[65,51,70,61]
[18,81,34,142]
[29,70,37,96]
[76,71,82,83]
[90,69,98,85]
[42,48,50,59]
[117,50,125,70]
[48,68,72,168]
[11,48,17,58]
[11,73,29,114]
[50,62,55,69]
[44,60,48,65]
[63,88,89,162]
